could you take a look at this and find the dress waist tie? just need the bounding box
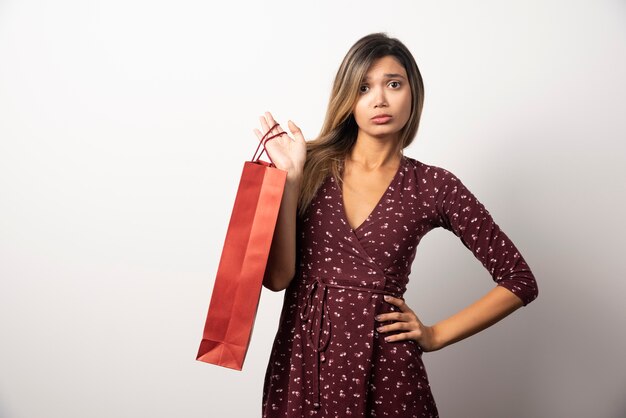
[299,275,400,410]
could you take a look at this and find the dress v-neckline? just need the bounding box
[338,155,406,233]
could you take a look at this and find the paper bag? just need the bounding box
[196,124,288,370]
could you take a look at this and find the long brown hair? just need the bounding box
[298,32,425,218]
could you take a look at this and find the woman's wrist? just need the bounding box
[286,169,303,184]
[426,324,447,352]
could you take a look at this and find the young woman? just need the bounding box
[253,32,538,418]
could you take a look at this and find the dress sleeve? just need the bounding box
[433,169,538,306]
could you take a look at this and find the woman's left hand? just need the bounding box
[375,295,441,352]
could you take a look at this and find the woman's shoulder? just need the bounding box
[404,155,461,185]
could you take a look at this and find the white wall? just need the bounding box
[1,1,625,417]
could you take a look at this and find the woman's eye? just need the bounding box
[359,85,369,93]
[389,81,401,88]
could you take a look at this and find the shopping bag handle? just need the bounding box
[252,122,287,166]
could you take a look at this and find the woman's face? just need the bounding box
[352,55,412,142]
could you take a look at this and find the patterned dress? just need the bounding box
[262,155,538,417]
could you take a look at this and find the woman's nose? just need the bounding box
[373,87,388,108]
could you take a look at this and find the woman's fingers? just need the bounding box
[263,111,287,138]
[378,321,422,343]
[384,331,417,343]
[259,115,270,133]
[377,321,413,333]
[374,296,437,351]
[375,311,407,322]
[376,313,419,333]
[375,295,430,344]
[258,112,291,140]
[377,319,423,343]
[288,120,305,143]
[383,295,413,313]
[265,112,282,133]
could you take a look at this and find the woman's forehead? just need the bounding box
[364,56,407,79]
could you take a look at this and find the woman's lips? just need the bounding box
[371,115,392,124]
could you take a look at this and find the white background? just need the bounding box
[1,1,625,417]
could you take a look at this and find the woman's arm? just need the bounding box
[378,286,523,351]
[431,285,523,349]
[252,112,307,292]
[262,171,302,291]
[377,166,537,350]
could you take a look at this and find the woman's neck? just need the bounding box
[347,137,403,170]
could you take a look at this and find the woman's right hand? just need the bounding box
[253,111,307,177]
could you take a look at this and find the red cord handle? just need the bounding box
[251,122,287,166]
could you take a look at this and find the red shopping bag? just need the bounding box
[196,124,288,370]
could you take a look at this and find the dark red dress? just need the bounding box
[262,155,538,417]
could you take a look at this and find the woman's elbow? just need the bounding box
[263,280,287,292]
[263,268,295,292]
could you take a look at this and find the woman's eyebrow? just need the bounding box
[363,73,407,81]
